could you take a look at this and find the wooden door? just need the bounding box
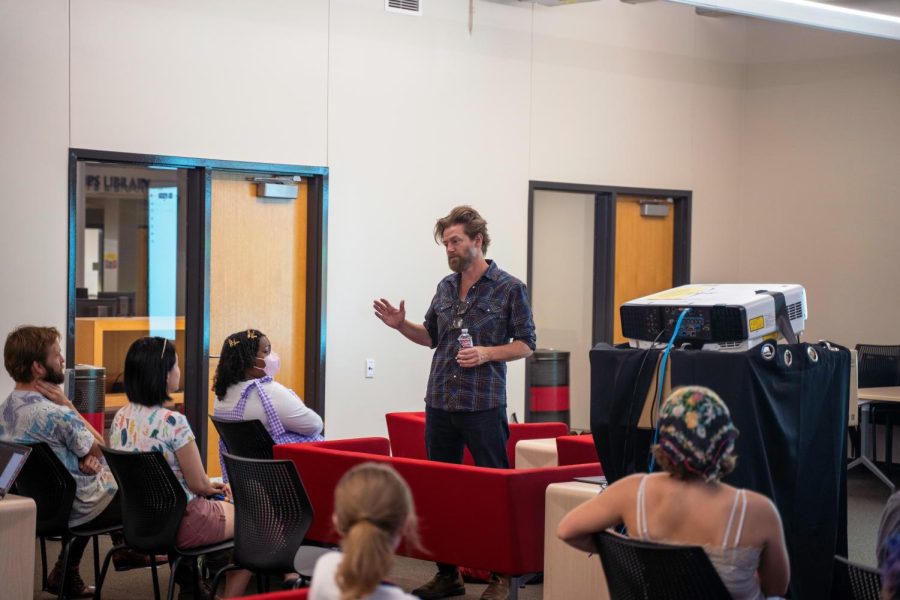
[612,196,674,344]
[207,172,308,475]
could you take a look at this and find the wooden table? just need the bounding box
[0,494,36,599]
[849,386,900,491]
[514,438,558,470]
[543,481,609,600]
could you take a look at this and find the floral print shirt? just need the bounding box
[110,403,197,500]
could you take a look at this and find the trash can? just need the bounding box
[73,364,106,436]
[527,349,570,426]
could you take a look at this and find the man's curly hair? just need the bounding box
[212,329,266,399]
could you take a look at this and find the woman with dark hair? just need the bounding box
[557,386,790,600]
[212,329,323,471]
[110,337,250,598]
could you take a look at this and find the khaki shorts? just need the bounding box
[176,497,227,548]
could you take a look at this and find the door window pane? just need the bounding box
[74,162,188,436]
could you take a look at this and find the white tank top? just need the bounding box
[635,475,765,600]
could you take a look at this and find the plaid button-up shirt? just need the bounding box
[423,260,537,412]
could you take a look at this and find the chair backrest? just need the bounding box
[835,555,882,600]
[223,452,315,573]
[856,344,900,388]
[211,417,276,460]
[101,447,186,553]
[14,442,77,536]
[593,530,731,600]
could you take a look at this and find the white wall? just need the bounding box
[69,0,329,166]
[530,1,747,282]
[2,0,899,437]
[0,1,70,393]
[324,0,533,437]
[739,20,900,346]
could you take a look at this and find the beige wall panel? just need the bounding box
[532,191,595,431]
[69,0,328,166]
[0,1,69,393]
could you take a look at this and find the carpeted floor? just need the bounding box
[31,468,893,599]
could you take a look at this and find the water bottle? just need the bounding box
[458,328,473,349]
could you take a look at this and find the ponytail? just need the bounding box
[336,520,394,600]
[331,463,420,600]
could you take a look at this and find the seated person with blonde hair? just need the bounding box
[310,462,420,600]
[558,386,790,600]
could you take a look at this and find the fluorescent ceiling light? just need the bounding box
[667,0,900,41]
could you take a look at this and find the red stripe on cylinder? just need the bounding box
[530,386,569,412]
[82,412,104,434]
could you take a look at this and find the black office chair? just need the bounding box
[95,448,233,600]
[14,442,121,600]
[857,344,900,477]
[834,555,882,600]
[211,416,276,460]
[210,453,328,594]
[593,530,731,600]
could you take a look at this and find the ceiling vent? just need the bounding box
[386,0,422,15]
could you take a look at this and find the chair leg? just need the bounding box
[166,554,183,600]
[888,414,894,480]
[210,564,240,597]
[94,543,125,600]
[193,556,202,598]
[40,537,48,591]
[509,576,520,600]
[150,555,161,600]
[92,535,100,585]
[58,537,74,600]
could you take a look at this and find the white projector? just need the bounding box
[620,284,807,351]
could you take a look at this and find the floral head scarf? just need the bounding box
[656,386,739,482]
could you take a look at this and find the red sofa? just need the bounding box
[241,591,308,600]
[385,411,569,468]
[274,438,599,581]
[556,433,602,469]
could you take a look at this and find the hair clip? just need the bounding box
[160,338,167,359]
[228,338,240,348]
[246,330,257,339]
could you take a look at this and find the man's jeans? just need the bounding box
[424,405,510,575]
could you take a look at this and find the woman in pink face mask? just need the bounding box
[212,329,324,479]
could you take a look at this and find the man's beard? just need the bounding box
[42,361,65,384]
[448,249,475,273]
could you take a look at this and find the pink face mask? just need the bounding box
[256,352,281,378]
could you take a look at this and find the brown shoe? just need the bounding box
[412,570,466,599]
[480,573,510,600]
[46,565,96,599]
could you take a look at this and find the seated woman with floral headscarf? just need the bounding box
[212,329,323,477]
[558,386,790,600]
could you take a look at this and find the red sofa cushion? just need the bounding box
[385,411,569,468]
[275,438,599,575]
[556,434,602,472]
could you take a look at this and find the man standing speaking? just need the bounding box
[374,205,536,600]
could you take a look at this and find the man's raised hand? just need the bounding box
[374,298,406,330]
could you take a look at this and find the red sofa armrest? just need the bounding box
[556,434,602,472]
[506,422,569,467]
[386,412,428,460]
[387,410,569,468]
[275,438,393,544]
[240,590,308,600]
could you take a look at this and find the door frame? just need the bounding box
[67,149,328,462]
[526,181,691,416]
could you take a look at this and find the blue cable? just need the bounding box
[647,308,690,473]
